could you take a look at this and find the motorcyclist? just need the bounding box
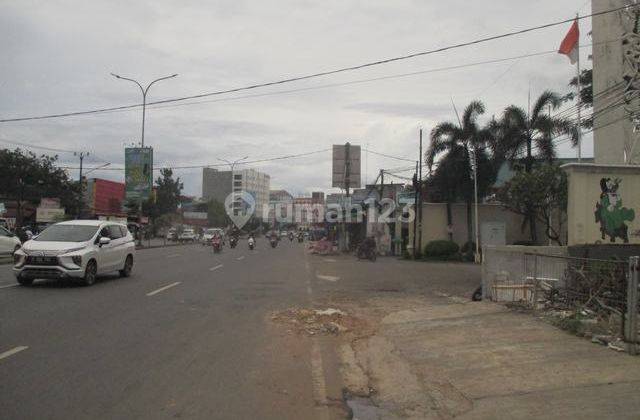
[359,236,377,256]
[248,233,256,249]
[211,232,223,252]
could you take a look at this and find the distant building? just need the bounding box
[311,191,325,205]
[84,178,126,218]
[269,190,293,202]
[202,168,270,217]
[326,193,344,205]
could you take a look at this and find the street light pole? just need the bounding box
[74,151,89,219]
[111,73,177,243]
[110,73,178,148]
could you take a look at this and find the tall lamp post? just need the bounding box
[110,73,178,148]
[111,73,177,244]
[217,157,249,229]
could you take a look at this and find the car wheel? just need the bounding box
[83,260,97,286]
[120,255,133,278]
[17,276,33,286]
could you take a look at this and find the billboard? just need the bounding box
[125,147,153,201]
[332,144,361,189]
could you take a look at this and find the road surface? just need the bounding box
[0,239,343,419]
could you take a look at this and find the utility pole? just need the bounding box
[418,128,423,255]
[74,151,89,219]
[342,142,351,252]
[412,161,418,258]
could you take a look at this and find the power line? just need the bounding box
[1,5,633,124]
[0,137,79,154]
[58,147,332,171]
[363,148,415,162]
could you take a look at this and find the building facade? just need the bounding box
[84,178,126,218]
[202,168,270,217]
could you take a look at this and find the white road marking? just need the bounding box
[0,346,28,361]
[310,341,329,419]
[316,274,340,282]
[146,282,181,296]
[209,264,224,271]
[0,283,18,290]
[167,253,181,258]
[236,256,245,261]
[323,258,337,263]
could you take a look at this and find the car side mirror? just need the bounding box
[99,237,111,246]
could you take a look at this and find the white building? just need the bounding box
[202,168,271,217]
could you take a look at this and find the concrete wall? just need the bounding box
[481,245,568,300]
[564,163,640,245]
[592,0,638,164]
[408,202,545,252]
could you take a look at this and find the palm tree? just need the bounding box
[426,100,495,245]
[502,90,578,171]
[500,90,578,242]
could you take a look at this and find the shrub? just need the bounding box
[423,240,460,260]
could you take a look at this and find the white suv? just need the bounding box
[13,220,135,286]
[0,226,21,255]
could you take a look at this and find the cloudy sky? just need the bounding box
[1,0,593,196]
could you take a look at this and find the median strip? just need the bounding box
[209,264,224,271]
[0,346,28,361]
[146,282,181,296]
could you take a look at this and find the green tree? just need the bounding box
[500,90,577,242]
[154,168,183,215]
[207,199,228,227]
[426,100,497,243]
[496,164,568,245]
[563,68,593,129]
[0,148,81,226]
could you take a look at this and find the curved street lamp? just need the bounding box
[110,73,178,148]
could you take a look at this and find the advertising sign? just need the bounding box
[36,207,65,223]
[397,192,416,205]
[125,147,153,201]
[332,144,361,189]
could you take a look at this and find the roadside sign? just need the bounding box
[125,147,153,201]
[397,192,415,205]
[332,143,361,189]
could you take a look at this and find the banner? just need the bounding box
[125,147,153,201]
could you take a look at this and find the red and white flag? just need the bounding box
[558,19,579,64]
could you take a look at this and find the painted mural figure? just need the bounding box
[594,178,635,243]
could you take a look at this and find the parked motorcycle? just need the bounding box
[356,238,377,262]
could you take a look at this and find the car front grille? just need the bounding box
[25,256,59,266]
[21,268,65,279]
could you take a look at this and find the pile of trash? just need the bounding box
[271,307,360,336]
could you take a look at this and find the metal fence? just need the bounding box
[491,253,639,353]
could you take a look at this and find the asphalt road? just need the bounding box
[0,239,337,419]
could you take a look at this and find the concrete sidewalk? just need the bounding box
[339,294,640,419]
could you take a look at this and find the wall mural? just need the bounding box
[595,178,636,243]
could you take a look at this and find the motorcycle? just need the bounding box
[212,237,222,254]
[288,233,294,242]
[357,239,377,262]
[248,237,255,250]
[270,237,278,248]
[229,237,238,248]
[297,235,304,243]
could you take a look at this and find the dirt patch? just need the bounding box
[271,307,368,336]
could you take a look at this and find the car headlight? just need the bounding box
[59,254,82,269]
[71,255,82,265]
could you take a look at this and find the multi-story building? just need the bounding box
[202,168,270,217]
[311,191,325,205]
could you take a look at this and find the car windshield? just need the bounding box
[34,224,99,242]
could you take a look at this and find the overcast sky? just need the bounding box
[1,0,594,196]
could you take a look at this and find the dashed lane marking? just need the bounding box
[0,346,28,361]
[209,264,224,271]
[316,274,340,282]
[146,282,181,297]
[236,256,245,261]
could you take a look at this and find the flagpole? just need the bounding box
[576,13,582,163]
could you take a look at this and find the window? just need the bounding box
[36,225,100,242]
[108,225,123,239]
[119,226,129,237]
[0,227,10,237]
